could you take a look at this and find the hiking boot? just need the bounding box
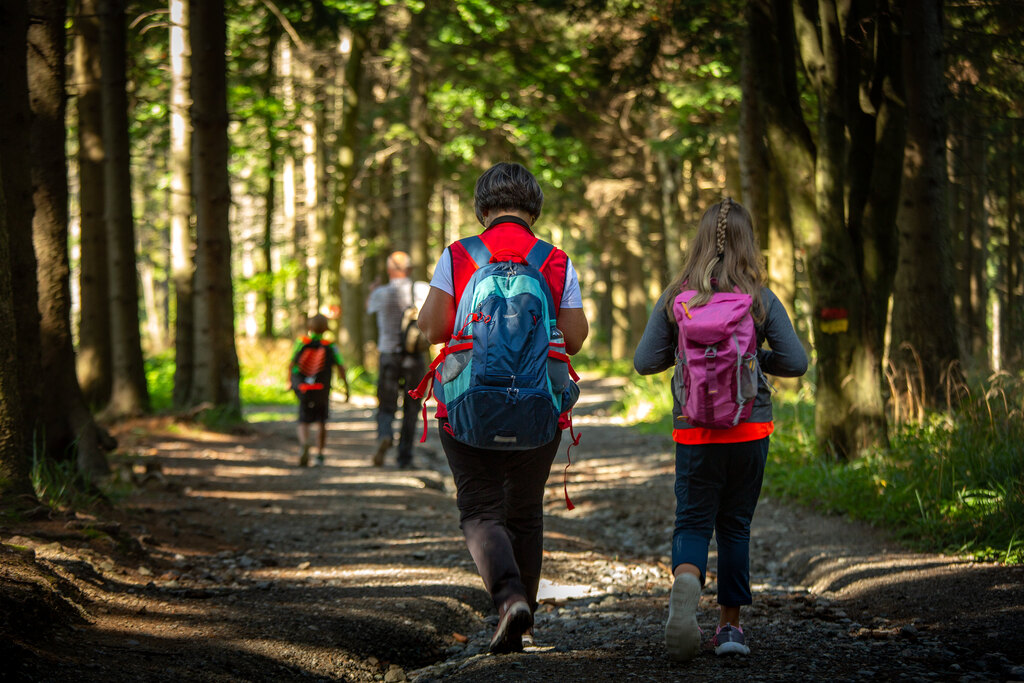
[299,445,310,467]
[315,453,325,466]
[665,573,702,662]
[489,597,532,654]
[372,437,392,467]
[713,624,750,656]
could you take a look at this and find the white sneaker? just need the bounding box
[665,573,702,661]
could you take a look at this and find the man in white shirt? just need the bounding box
[366,251,430,468]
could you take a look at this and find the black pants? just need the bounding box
[376,352,426,464]
[440,419,561,611]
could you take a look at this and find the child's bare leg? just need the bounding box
[298,422,311,466]
[720,605,741,628]
[316,421,327,462]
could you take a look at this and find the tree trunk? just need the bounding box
[189,0,240,416]
[169,0,195,407]
[75,0,112,407]
[1006,129,1021,369]
[752,0,904,458]
[301,61,320,315]
[408,21,433,283]
[260,26,279,339]
[1,2,45,453]
[739,2,772,250]
[330,27,367,340]
[0,37,36,501]
[29,0,109,477]
[100,0,149,416]
[890,0,963,407]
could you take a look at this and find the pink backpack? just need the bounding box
[672,288,760,429]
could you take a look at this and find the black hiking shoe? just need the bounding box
[489,598,532,654]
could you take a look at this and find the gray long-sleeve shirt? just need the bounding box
[633,286,808,427]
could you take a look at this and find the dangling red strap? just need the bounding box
[407,341,475,443]
[562,411,580,510]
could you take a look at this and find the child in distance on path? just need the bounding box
[289,314,350,466]
[633,198,808,661]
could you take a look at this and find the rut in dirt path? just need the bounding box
[10,376,1024,682]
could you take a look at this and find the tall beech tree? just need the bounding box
[189,0,241,416]
[99,0,149,416]
[29,0,109,476]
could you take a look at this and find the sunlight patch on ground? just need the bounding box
[536,578,603,602]
[317,474,435,489]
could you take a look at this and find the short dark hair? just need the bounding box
[473,162,543,226]
[308,314,329,334]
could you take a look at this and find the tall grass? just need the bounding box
[145,338,378,414]
[616,365,1024,565]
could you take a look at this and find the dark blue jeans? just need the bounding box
[672,437,769,607]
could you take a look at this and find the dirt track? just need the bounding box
[3,376,1023,682]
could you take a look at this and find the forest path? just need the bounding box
[5,376,1023,682]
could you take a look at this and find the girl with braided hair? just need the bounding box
[634,198,807,661]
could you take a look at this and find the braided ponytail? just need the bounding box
[715,197,731,255]
[668,197,764,322]
[696,197,732,295]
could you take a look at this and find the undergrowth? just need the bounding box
[145,339,378,424]
[613,362,1024,565]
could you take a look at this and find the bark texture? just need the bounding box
[890,0,963,407]
[29,0,109,477]
[75,0,112,407]
[189,0,241,415]
[100,0,150,416]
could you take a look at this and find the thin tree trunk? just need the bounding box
[329,27,366,336]
[29,0,110,477]
[301,66,320,314]
[100,0,149,416]
[169,0,194,407]
[0,19,36,499]
[739,2,771,250]
[189,0,240,415]
[408,10,432,282]
[261,27,278,339]
[75,0,112,407]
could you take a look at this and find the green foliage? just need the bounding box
[616,369,1024,565]
[145,351,176,412]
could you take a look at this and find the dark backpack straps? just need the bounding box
[460,235,493,268]
[525,239,555,269]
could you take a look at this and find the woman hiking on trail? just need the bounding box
[417,162,589,654]
[633,197,807,661]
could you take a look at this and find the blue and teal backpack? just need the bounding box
[412,236,579,450]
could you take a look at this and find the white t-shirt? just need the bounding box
[429,247,583,309]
